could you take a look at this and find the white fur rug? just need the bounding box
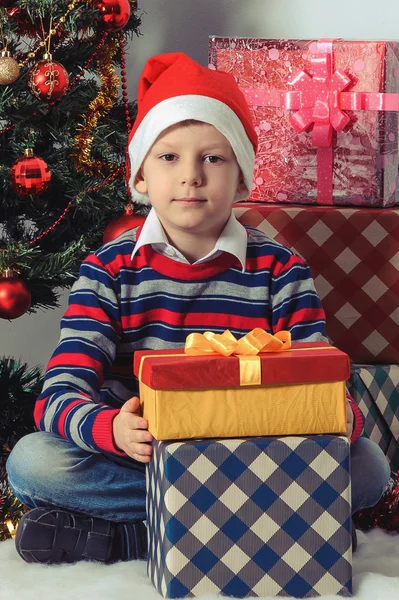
[0,529,398,600]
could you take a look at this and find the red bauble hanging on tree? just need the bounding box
[27,54,69,102]
[0,270,31,320]
[103,204,145,244]
[10,149,51,196]
[96,0,131,32]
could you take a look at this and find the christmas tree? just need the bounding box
[0,0,145,540]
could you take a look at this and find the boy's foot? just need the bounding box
[15,507,147,565]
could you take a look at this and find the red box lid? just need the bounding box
[133,342,350,390]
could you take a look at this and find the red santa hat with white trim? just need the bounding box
[127,52,258,205]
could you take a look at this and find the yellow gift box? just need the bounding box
[133,330,349,441]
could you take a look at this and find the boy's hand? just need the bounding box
[346,400,354,439]
[112,396,153,462]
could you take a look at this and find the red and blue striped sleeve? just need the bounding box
[34,252,125,455]
[346,393,365,444]
[270,252,328,342]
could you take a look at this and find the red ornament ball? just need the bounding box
[96,0,131,31]
[28,58,69,102]
[0,273,31,320]
[103,207,145,244]
[10,151,51,196]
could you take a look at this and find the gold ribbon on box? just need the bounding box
[138,329,292,387]
[184,328,291,386]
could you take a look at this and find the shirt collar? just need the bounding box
[131,207,247,272]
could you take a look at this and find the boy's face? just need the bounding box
[135,121,247,240]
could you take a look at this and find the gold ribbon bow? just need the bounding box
[184,329,291,386]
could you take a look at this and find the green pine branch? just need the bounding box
[0,358,43,450]
[0,0,142,312]
[1,453,28,542]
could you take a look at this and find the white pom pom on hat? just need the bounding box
[127,52,258,205]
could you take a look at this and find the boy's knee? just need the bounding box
[352,437,391,508]
[371,442,392,498]
[6,432,59,491]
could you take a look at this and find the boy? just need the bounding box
[6,52,391,565]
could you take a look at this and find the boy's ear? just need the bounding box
[134,167,148,194]
[236,172,248,196]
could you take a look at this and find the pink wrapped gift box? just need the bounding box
[209,37,399,207]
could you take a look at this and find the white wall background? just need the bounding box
[2,0,399,370]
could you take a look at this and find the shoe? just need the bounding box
[15,507,147,565]
[353,470,399,532]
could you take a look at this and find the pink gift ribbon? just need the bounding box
[241,38,399,204]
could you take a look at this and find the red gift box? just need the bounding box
[234,203,399,363]
[134,342,349,389]
[133,342,349,440]
[209,37,399,207]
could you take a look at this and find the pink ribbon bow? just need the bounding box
[289,48,352,148]
[288,40,352,202]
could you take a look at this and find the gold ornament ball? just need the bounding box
[0,52,20,85]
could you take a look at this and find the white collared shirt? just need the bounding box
[130,208,247,272]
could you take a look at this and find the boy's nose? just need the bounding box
[180,161,202,186]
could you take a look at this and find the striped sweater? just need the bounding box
[34,225,363,454]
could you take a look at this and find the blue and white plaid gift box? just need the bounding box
[348,364,399,470]
[146,436,352,598]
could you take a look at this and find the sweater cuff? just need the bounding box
[346,393,364,444]
[92,408,126,456]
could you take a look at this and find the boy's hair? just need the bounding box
[127,52,258,206]
[178,119,204,126]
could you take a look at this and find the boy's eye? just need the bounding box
[204,155,223,164]
[160,154,177,161]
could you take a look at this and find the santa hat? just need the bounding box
[127,52,258,205]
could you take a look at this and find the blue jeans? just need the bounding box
[6,432,391,523]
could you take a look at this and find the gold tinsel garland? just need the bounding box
[0,452,27,542]
[72,36,120,177]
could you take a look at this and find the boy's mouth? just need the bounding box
[174,197,206,203]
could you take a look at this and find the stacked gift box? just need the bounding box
[209,36,399,473]
[134,337,353,598]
